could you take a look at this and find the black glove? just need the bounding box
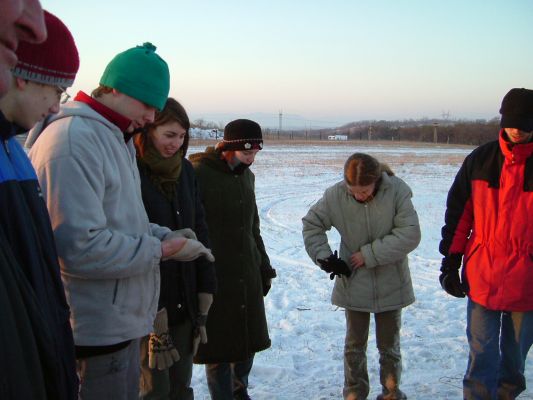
[261,266,277,296]
[439,255,466,298]
[317,251,352,280]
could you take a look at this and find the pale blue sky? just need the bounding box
[42,0,533,128]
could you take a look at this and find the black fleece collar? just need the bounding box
[0,110,25,140]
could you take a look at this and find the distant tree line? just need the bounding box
[191,118,223,130]
[194,117,503,146]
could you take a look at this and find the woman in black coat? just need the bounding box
[135,98,217,400]
[189,119,276,400]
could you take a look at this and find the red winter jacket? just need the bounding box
[440,130,533,311]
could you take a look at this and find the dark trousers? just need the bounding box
[464,299,533,400]
[140,318,194,400]
[205,355,254,400]
[343,309,406,400]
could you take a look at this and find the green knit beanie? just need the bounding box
[99,42,170,111]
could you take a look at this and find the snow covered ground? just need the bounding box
[187,141,533,400]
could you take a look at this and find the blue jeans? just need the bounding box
[464,299,533,399]
[205,356,254,400]
[77,338,141,400]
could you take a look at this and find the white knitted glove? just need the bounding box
[165,239,215,262]
[148,308,180,370]
[164,228,197,241]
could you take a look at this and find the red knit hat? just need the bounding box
[12,10,79,87]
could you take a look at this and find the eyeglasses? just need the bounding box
[56,86,71,104]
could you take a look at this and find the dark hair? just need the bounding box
[344,153,394,186]
[135,97,190,157]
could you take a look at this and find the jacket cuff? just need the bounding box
[441,253,463,272]
[261,265,277,280]
[360,244,378,268]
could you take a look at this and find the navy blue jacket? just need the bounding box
[0,111,78,399]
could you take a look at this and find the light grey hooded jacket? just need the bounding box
[302,172,421,313]
[26,101,170,346]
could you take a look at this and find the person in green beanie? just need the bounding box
[26,43,213,400]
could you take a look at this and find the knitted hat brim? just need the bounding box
[219,139,263,151]
[500,114,533,132]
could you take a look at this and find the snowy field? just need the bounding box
[188,141,533,400]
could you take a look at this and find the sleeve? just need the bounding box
[359,180,421,268]
[150,223,171,240]
[439,154,474,266]
[192,168,217,294]
[252,201,276,281]
[32,142,161,281]
[249,174,276,284]
[301,188,335,264]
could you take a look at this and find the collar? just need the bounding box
[0,110,14,140]
[499,129,533,163]
[0,110,26,140]
[74,91,131,134]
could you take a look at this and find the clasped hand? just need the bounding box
[161,231,215,263]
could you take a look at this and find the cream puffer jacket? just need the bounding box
[302,172,421,313]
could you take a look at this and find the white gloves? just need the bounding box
[165,239,215,263]
[192,292,213,356]
[165,228,197,241]
[148,308,180,370]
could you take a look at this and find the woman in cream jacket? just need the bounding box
[302,153,421,400]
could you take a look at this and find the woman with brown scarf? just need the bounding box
[135,98,217,400]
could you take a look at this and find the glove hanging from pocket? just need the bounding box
[148,308,180,370]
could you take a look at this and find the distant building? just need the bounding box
[328,134,348,141]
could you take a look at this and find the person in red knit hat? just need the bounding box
[0,9,79,130]
[0,9,80,400]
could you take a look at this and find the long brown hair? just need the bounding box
[135,97,190,157]
[344,153,394,186]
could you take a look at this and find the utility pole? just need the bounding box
[433,122,439,143]
[368,123,373,141]
[278,110,282,140]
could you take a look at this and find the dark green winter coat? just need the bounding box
[189,147,275,363]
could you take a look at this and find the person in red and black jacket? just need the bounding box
[439,88,533,399]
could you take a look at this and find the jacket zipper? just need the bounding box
[364,204,379,309]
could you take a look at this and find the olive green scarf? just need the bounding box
[137,141,182,200]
